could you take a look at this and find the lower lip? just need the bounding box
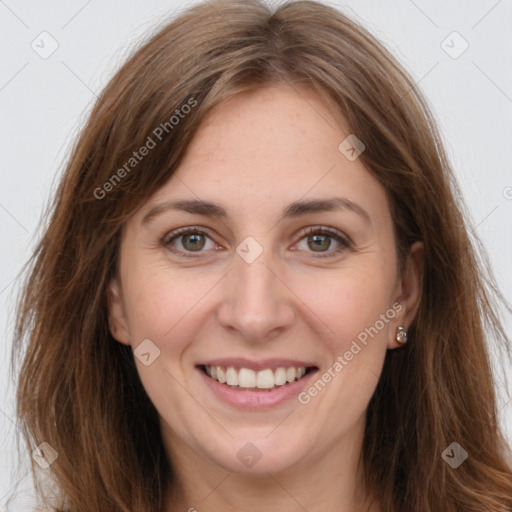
[197,367,318,409]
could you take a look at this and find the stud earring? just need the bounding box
[396,326,408,345]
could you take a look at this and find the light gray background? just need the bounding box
[1,0,511,508]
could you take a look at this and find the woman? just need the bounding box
[12,0,512,511]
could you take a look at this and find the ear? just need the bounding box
[107,277,131,346]
[388,241,424,349]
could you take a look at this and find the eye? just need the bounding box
[162,225,351,259]
[162,226,217,257]
[294,227,351,257]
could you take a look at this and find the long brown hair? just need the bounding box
[11,0,512,510]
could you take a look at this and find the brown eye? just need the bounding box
[307,234,332,252]
[181,233,206,251]
[295,227,351,257]
[163,227,216,256]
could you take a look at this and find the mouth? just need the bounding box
[197,363,318,392]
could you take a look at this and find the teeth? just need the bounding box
[203,365,309,390]
[217,367,226,384]
[226,367,238,386]
[238,368,256,388]
[256,369,275,389]
[275,367,287,386]
[286,367,296,383]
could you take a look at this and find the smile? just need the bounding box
[200,364,314,391]
[196,358,319,408]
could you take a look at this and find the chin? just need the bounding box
[206,433,309,474]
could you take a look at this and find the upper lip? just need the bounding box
[196,358,318,372]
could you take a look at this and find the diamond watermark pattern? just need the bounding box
[441,442,468,469]
[32,442,58,469]
[338,134,365,161]
[134,338,161,366]
[31,31,59,59]
[237,442,263,468]
[236,236,263,264]
[441,31,469,59]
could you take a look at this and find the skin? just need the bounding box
[107,83,423,512]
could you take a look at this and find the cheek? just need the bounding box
[121,251,185,334]
[118,262,215,438]
[292,260,396,350]
[294,266,396,427]
[120,258,223,358]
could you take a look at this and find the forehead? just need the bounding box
[140,84,390,226]
[182,84,348,170]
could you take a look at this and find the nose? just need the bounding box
[216,246,295,343]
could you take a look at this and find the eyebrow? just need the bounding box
[141,196,371,225]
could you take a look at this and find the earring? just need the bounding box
[396,326,408,345]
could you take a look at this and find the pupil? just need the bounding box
[183,234,205,251]
[308,234,330,251]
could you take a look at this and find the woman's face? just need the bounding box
[108,84,422,475]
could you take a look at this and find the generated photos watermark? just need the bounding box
[298,301,403,405]
[93,97,197,200]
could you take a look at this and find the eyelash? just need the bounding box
[161,225,352,259]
